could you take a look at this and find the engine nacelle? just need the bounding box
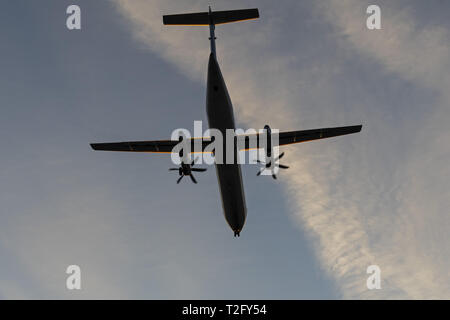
[256,125,289,179]
[264,124,272,158]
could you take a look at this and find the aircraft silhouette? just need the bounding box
[91,7,362,237]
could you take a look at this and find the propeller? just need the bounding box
[169,158,207,184]
[256,152,289,179]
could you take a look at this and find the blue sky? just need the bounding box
[0,0,449,299]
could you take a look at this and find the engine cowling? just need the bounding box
[264,124,272,158]
[256,124,289,179]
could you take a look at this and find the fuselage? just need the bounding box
[206,53,247,236]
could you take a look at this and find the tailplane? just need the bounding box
[163,8,259,26]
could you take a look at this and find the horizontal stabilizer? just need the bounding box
[163,8,259,26]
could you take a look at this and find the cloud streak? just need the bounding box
[318,0,450,299]
[114,0,450,298]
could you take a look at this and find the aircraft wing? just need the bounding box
[237,125,362,150]
[90,139,212,153]
[278,125,362,146]
[90,125,361,153]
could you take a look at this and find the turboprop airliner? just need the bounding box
[90,7,362,237]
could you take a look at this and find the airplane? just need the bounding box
[90,7,362,237]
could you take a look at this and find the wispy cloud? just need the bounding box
[114,0,450,298]
[317,0,450,299]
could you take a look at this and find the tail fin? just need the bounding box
[163,8,259,26]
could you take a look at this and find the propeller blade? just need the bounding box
[191,168,207,172]
[191,157,199,166]
[256,159,265,164]
[278,164,289,169]
[190,174,198,184]
[169,168,179,171]
[275,152,285,161]
[177,175,184,184]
